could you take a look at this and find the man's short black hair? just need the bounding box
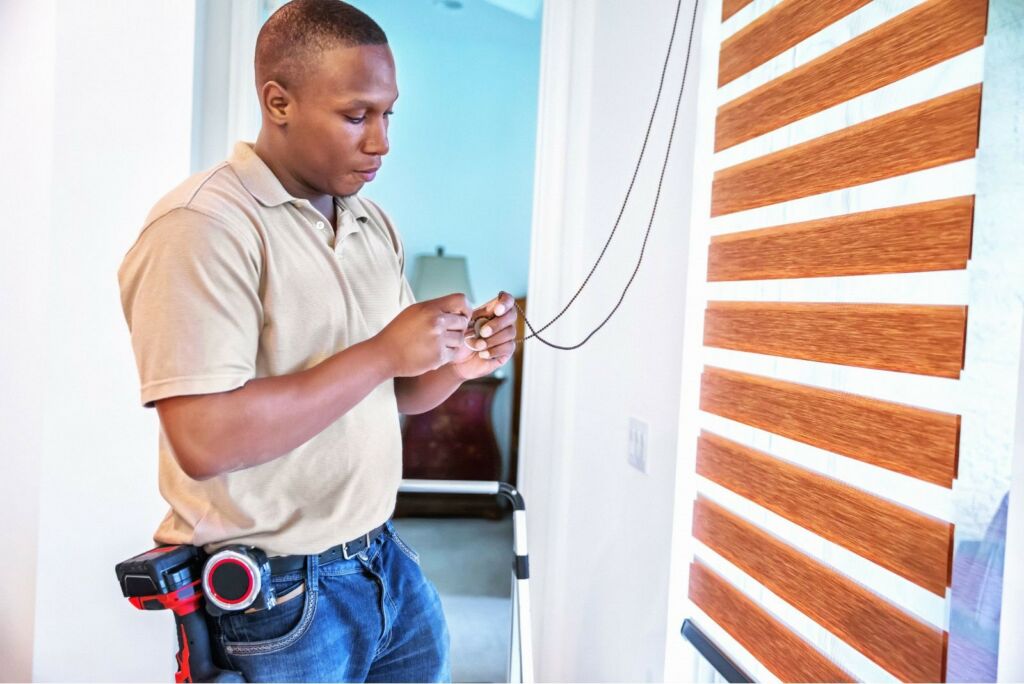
[255,0,388,92]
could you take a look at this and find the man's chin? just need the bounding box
[333,180,364,198]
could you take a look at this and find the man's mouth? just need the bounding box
[354,166,380,181]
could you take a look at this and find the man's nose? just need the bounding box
[363,119,390,157]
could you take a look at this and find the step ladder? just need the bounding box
[399,479,534,684]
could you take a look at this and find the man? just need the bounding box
[117,1,518,680]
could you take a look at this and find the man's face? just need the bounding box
[282,43,398,198]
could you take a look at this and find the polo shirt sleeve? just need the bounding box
[118,207,263,407]
[399,272,416,310]
[396,234,416,310]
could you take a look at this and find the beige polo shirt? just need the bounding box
[118,141,416,556]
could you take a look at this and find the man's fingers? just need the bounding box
[479,340,515,360]
[481,326,516,348]
[491,291,515,316]
[464,330,487,351]
[474,309,517,340]
[437,293,473,319]
[472,291,514,320]
[440,313,469,331]
[443,330,465,349]
[478,352,512,367]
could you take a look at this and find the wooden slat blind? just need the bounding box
[703,301,968,378]
[685,0,986,678]
[707,196,974,281]
[716,0,989,151]
[689,561,855,682]
[696,431,953,594]
[719,0,871,87]
[711,85,982,216]
[721,0,755,23]
[694,498,948,682]
[700,366,960,487]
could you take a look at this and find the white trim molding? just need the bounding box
[516,0,589,679]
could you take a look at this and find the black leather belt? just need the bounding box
[268,523,388,575]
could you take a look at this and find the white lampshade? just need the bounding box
[412,247,474,303]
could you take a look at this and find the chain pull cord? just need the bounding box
[510,0,699,350]
[518,0,687,342]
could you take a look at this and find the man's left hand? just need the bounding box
[450,291,518,380]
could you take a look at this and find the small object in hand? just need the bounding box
[464,316,492,351]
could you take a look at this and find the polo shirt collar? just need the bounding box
[336,195,370,224]
[229,142,371,226]
[230,142,294,207]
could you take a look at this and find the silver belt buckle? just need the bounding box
[342,533,372,560]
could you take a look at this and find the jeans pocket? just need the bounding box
[220,576,318,657]
[388,527,421,565]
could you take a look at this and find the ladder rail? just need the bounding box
[398,479,533,683]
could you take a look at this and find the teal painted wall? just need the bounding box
[348,0,541,306]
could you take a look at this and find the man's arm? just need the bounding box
[394,364,465,415]
[157,336,393,480]
[156,294,473,481]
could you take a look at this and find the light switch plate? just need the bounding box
[628,417,649,474]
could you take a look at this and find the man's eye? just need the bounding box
[343,111,393,124]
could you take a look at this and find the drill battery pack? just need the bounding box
[116,545,245,683]
[117,544,203,610]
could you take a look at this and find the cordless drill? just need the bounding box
[115,545,245,683]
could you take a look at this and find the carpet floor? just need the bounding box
[392,516,514,683]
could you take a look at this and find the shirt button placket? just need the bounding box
[313,218,334,248]
[336,212,356,259]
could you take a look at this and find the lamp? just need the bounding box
[412,246,474,304]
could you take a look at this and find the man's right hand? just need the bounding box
[373,293,473,377]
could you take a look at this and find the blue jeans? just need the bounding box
[209,521,451,682]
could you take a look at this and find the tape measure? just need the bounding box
[201,545,276,616]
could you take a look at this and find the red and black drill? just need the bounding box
[115,545,245,683]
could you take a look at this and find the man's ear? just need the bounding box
[260,80,292,125]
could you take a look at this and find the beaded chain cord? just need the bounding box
[488,0,701,351]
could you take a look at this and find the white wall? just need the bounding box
[1,1,196,680]
[992,0,1024,679]
[1003,320,1024,682]
[518,0,703,680]
[0,0,55,679]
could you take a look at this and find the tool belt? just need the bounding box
[267,522,388,575]
[116,522,389,681]
[202,522,388,616]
